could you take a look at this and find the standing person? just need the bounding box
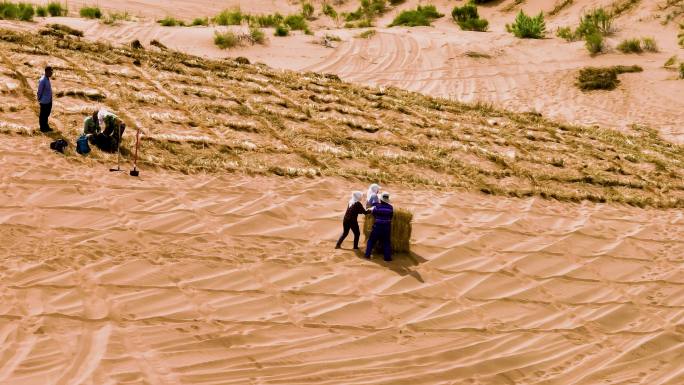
[36,66,53,133]
[366,183,381,208]
[365,192,394,262]
[335,191,369,250]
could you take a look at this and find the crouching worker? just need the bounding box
[336,191,369,250]
[365,192,393,262]
[83,109,126,153]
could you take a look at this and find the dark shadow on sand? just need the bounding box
[352,248,426,283]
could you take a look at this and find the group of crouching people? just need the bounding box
[336,184,394,262]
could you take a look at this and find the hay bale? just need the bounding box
[363,208,413,254]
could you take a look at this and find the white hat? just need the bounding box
[380,192,390,203]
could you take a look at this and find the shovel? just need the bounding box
[130,128,141,177]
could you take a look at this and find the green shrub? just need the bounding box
[214,8,243,25]
[284,14,308,30]
[389,0,405,4]
[617,38,642,53]
[613,65,642,74]
[191,17,208,26]
[680,63,684,79]
[585,31,604,54]
[79,6,101,19]
[19,3,34,20]
[576,8,614,37]
[249,13,284,27]
[214,31,239,48]
[506,10,546,38]
[249,26,265,44]
[344,0,387,23]
[302,2,314,19]
[389,5,443,27]
[679,24,683,47]
[664,55,677,68]
[102,11,130,24]
[452,3,488,32]
[47,2,66,16]
[158,16,185,26]
[356,29,376,38]
[323,4,337,19]
[0,2,36,21]
[641,37,657,52]
[556,26,577,41]
[274,24,289,36]
[36,5,46,17]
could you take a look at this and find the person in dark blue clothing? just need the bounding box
[36,66,53,133]
[336,191,370,249]
[365,192,393,261]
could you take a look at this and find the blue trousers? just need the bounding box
[365,223,392,261]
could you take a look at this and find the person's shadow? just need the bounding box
[353,248,426,283]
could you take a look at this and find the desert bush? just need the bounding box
[663,55,677,68]
[302,2,314,19]
[191,17,208,26]
[389,4,443,27]
[249,26,265,44]
[576,8,614,37]
[274,24,289,36]
[47,2,66,16]
[617,38,642,53]
[641,37,658,52]
[249,13,284,27]
[389,0,405,4]
[102,11,130,24]
[284,14,308,30]
[556,26,576,41]
[343,0,387,27]
[158,16,185,27]
[214,8,243,25]
[577,65,642,90]
[452,3,489,32]
[506,10,546,38]
[214,31,239,48]
[549,0,574,16]
[355,29,376,38]
[363,208,413,254]
[680,63,684,79]
[0,2,35,21]
[679,24,683,47]
[585,32,604,54]
[79,6,101,19]
[323,3,337,19]
[150,39,167,49]
[36,5,46,16]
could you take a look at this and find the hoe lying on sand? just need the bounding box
[363,208,413,254]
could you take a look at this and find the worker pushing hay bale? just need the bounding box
[363,207,413,254]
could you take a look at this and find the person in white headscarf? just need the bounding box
[335,191,370,249]
[366,183,381,208]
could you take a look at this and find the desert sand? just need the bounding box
[1,0,684,384]
[2,135,683,384]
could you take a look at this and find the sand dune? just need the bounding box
[7,0,682,142]
[1,135,683,384]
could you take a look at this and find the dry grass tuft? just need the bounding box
[1,29,683,208]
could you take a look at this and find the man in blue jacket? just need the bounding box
[365,192,394,262]
[36,66,53,133]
